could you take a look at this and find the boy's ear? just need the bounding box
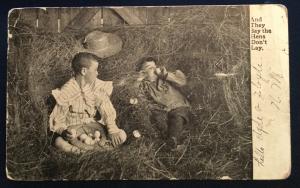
[80,67,87,76]
[136,71,146,81]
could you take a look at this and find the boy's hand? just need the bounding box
[160,66,167,76]
[155,66,168,80]
[109,129,127,147]
[61,129,74,141]
[155,68,162,75]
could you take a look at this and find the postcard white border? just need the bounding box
[250,4,290,179]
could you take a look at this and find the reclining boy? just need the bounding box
[132,57,191,150]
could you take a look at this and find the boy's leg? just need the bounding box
[150,110,168,136]
[166,114,185,149]
[54,136,83,154]
[167,114,185,140]
[166,107,190,149]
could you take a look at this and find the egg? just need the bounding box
[94,131,101,138]
[84,137,92,145]
[79,134,88,141]
[129,98,138,105]
[90,140,96,145]
[129,98,134,104]
[70,129,77,138]
[133,130,141,138]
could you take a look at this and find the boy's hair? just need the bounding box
[71,52,100,75]
[136,57,157,72]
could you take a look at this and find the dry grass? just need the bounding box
[6,6,252,180]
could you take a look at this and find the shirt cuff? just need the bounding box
[56,127,67,135]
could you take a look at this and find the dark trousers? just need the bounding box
[167,107,190,141]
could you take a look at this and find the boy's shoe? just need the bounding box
[171,144,185,152]
[166,137,177,149]
[165,137,186,152]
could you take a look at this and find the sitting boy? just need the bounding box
[49,52,126,154]
[133,57,191,150]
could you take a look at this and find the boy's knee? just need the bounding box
[54,136,67,150]
[167,107,190,125]
[167,115,185,126]
[167,116,184,136]
[54,136,82,154]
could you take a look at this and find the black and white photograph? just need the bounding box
[7,5,256,180]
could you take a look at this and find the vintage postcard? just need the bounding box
[6,5,289,180]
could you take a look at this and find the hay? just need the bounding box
[13,6,251,134]
[8,6,252,180]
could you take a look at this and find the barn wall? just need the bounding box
[9,7,231,33]
[10,8,122,32]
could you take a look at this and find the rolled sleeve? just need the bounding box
[95,93,121,134]
[167,70,187,87]
[49,104,69,135]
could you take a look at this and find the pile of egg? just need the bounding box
[70,129,101,145]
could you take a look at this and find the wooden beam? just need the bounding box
[111,7,143,25]
[63,8,100,32]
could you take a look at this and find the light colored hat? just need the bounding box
[82,30,123,58]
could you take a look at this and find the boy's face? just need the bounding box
[142,61,157,81]
[83,60,99,84]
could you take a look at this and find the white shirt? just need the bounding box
[49,77,121,135]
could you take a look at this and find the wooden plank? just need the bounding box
[60,8,79,32]
[51,8,62,32]
[61,8,81,32]
[110,7,143,25]
[146,7,167,25]
[83,8,103,30]
[16,8,36,29]
[103,8,124,26]
[132,7,147,24]
[35,8,57,32]
[63,8,100,32]
[84,8,123,30]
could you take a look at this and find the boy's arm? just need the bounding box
[49,103,69,135]
[96,93,120,134]
[94,80,122,134]
[130,81,149,104]
[159,68,187,87]
[96,93,127,146]
[166,70,187,86]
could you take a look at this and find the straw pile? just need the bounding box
[7,6,252,180]
[23,6,250,131]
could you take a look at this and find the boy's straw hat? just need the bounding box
[82,30,123,58]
